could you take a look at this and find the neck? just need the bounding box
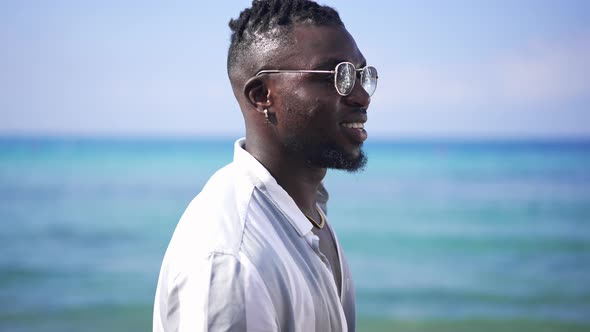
[245,135,326,216]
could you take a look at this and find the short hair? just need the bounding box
[227,0,344,78]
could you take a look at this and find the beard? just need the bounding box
[283,135,367,173]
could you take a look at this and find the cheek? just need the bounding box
[273,79,339,131]
[278,101,327,133]
[282,106,310,131]
[273,87,310,126]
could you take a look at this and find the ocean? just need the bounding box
[1,137,589,331]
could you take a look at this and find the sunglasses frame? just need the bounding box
[255,61,378,96]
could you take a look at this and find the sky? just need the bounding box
[1,0,589,139]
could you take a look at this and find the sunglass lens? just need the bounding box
[361,66,378,96]
[335,62,355,95]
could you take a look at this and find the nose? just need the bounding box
[344,78,371,108]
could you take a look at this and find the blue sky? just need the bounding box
[1,0,589,138]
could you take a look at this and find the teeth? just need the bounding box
[341,122,364,129]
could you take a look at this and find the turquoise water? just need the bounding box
[1,137,589,331]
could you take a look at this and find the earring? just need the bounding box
[263,109,270,125]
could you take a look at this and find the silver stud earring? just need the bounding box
[263,109,270,125]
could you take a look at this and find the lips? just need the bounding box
[341,122,364,129]
[340,119,368,143]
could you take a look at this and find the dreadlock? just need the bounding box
[227,0,344,78]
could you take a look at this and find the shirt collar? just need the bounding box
[233,138,314,237]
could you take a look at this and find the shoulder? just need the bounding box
[164,162,255,271]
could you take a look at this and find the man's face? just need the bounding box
[266,24,371,172]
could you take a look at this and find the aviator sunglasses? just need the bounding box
[255,62,378,97]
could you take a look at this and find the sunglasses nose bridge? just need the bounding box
[342,75,371,107]
[335,63,377,97]
[358,66,377,97]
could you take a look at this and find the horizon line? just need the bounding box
[1,132,589,143]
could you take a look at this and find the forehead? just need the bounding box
[282,24,365,68]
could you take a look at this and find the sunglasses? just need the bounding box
[255,62,378,97]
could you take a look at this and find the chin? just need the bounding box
[308,143,367,172]
[283,135,368,172]
[328,149,368,172]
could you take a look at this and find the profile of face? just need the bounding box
[259,24,373,172]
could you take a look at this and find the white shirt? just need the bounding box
[153,138,355,332]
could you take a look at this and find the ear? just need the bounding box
[243,76,272,112]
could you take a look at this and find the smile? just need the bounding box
[340,122,365,129]
[340,120,368,144]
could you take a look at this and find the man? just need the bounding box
[153,0,378,331]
